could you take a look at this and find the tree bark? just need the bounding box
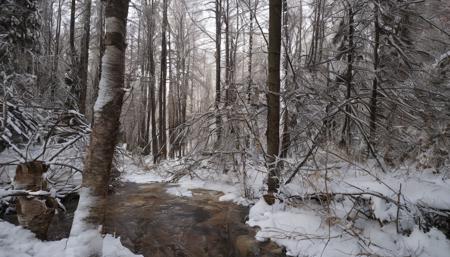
[83,0,129,196]
[50,0,63,101]
[146,0,158,162]
[90,0,105,123]
[215,0,223,145]
[68,0,79,110]
[157,0,168,161]
[280,0,290,159]
[266,0,282,197]
[340,5,354,150]
[69,0,76,58]
[224,0,231,106]
[79,0,92,114]
[246,0,254,104]
[369,1,380,154]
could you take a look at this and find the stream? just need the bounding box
[102,182,284,257]
[2,182,285,257]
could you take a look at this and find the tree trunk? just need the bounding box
[215,0,222,145]
[340,5,354,150]
[79,0,92,114]
[158,0,168,161]
[246,0,254,104]
[369,1,380,154]
[266,0,282,198]
[69,0,76,59]
[67,2,129,255]
[147,0,158,162]
[280,0,291,159]
[224,0,231,106]
[68,0,79,110]
[14,162,55,240]
[90,0,105,123]
[83,0,129,195]
[168,31,175,158]
[50,0,63,101]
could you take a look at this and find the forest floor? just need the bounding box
[1,152,450,257]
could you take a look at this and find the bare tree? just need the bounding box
[368,0,380,152]
[265,0,282,198]
[215,0,223,145]
[158,0,168,161]
[78,0,92,114]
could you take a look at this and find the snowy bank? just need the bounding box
[0,220,141,257]
[248,198,450,257]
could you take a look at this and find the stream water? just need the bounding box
[102,182,284,257]
[1,182,285,257]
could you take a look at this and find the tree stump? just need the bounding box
[14,161,57,240]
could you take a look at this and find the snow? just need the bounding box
[103,234,143,257]
[166,186,193,197]
[0,221,66,257]
[0,220,141,257]
[281,162,450,212]
[65,188,103,257]
[122,170,166,183]
[247,198,450,257]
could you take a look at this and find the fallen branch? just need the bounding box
[0,189,51,199]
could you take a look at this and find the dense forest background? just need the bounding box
[2,0,449,171]
[0,0,450,256]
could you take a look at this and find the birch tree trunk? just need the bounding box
[67,2,130,256]
[90,0,104,123]
[83,0,129,195]
[266,0,282,199]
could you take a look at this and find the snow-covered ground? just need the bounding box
[0,220,141,257]
[248,198,450,257]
